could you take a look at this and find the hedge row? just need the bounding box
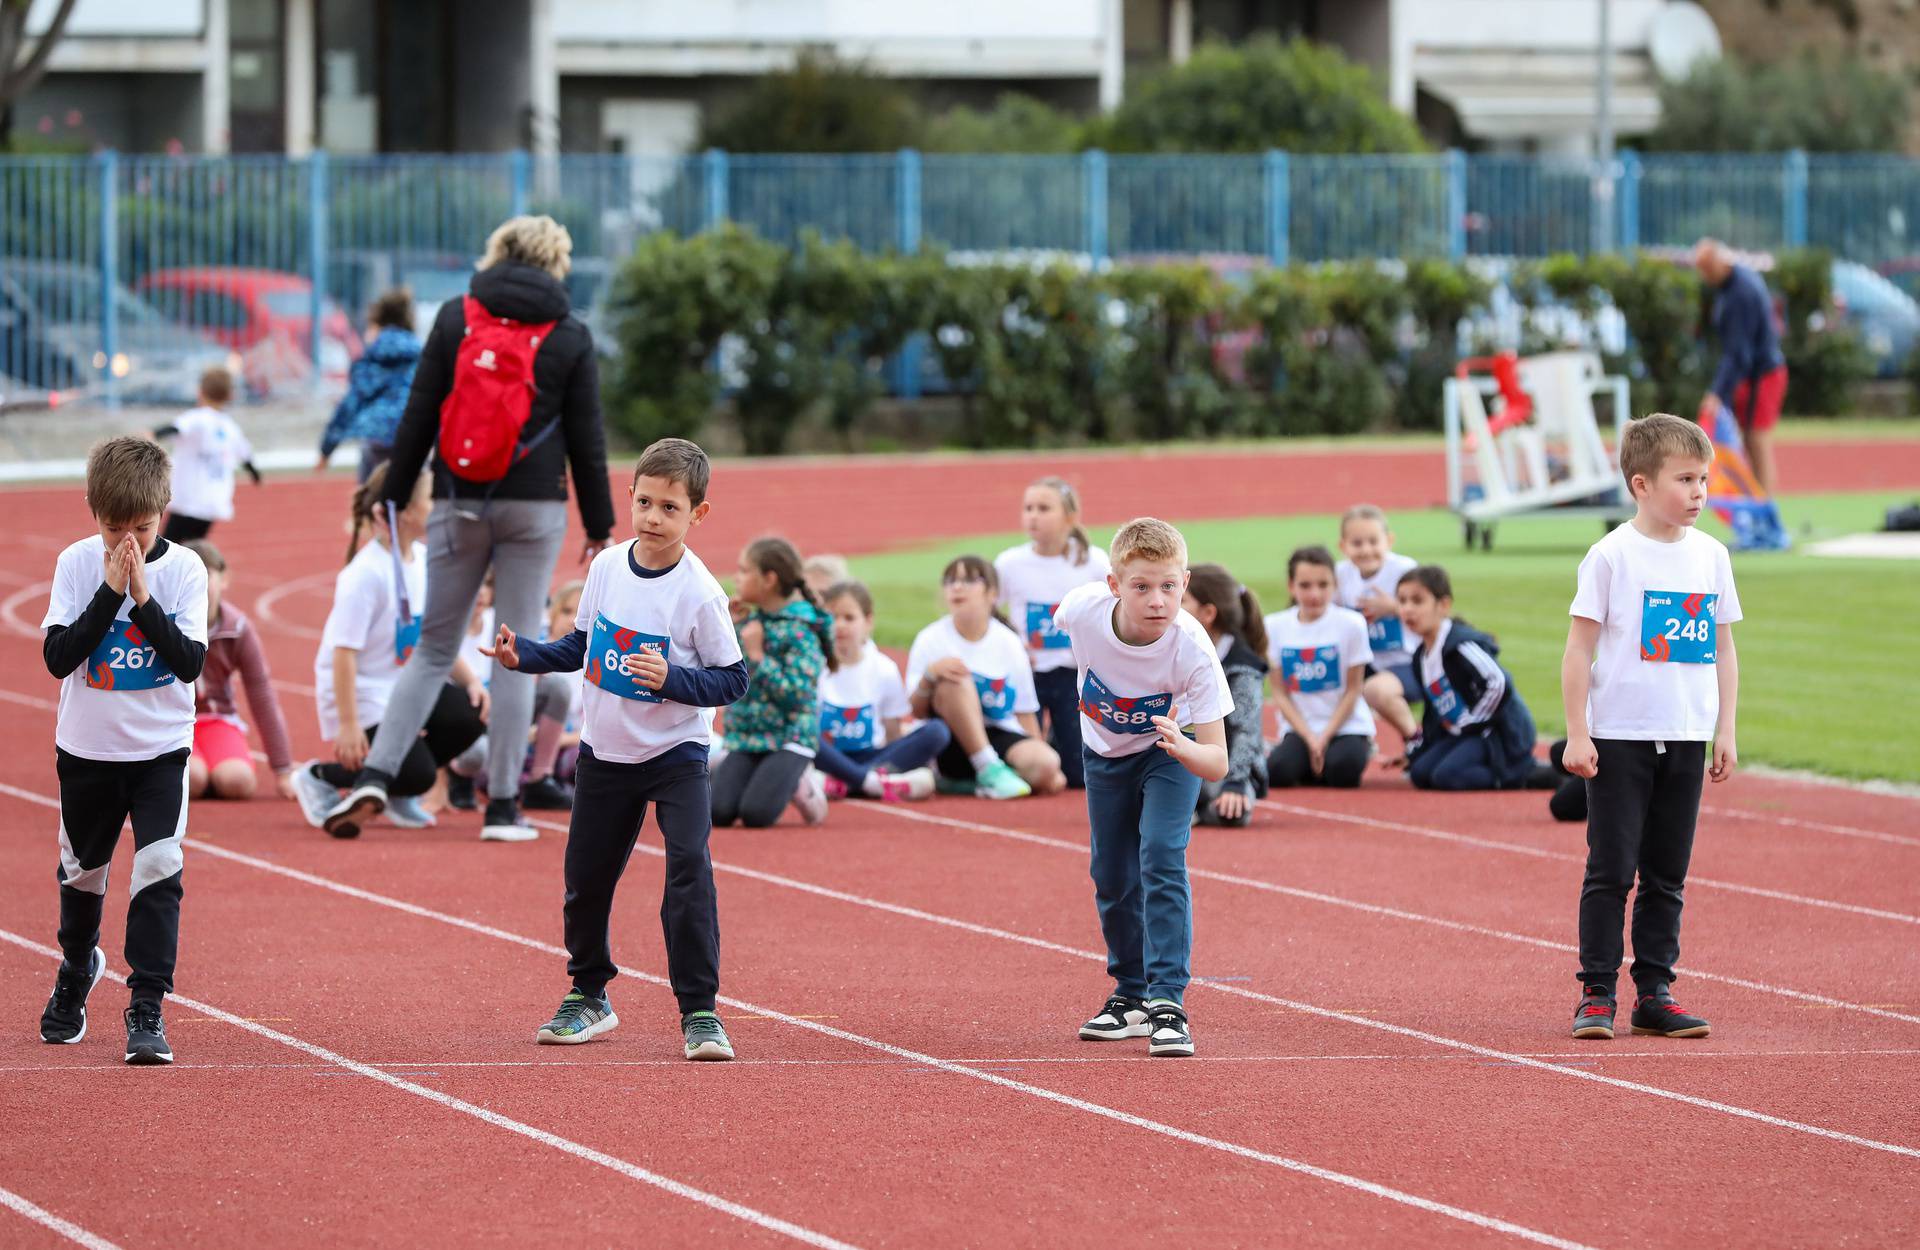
[600,226,1874,454]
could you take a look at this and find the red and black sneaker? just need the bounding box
[1571,984,1617,1040]
[1631,990,1711,1038]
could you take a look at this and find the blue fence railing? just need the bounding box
[4,147,1918,405]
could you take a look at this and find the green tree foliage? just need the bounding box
[1096,36,1426,155]
[1645,53,1907,153]
[922,93,1087,154]
[698,52,921,154]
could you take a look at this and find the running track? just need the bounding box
[0,441,1915,1248]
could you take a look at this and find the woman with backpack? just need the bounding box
[321,215,616,843]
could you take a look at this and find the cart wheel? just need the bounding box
[1463,520,1477,550]
[1480,524,1494,551]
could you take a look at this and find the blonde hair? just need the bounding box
[1029,476,1093,566]
[1109,517,1187,569]
[1339,503,1390,539]
[86,437,171,525]
[803,553,851,587]
[477,215,573,281]
[1620,413,1713,494]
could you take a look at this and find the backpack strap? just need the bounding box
[383,500,412,625]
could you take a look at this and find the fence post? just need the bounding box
[1446,148,1468,259]
[1263,149,1290,267]
[95,150,119,408]
[307,150,329,385]
[893,148,924,401]
[1083,149,1108,263]
[1783,148,1808,248]
[702,148,730,231]
[509,149,531,216]
[1618,150,1641,250]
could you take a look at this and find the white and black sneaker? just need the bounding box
[40,946,106,1044]
[1146,1001,1194,1057]
[124,1001,173,1065]
[323,780,388,839]
[1078,994,1151,1040]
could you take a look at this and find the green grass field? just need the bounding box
[848,490,1920,784]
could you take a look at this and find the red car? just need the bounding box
[136,267,360,397]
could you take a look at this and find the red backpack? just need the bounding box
[437,296,561,482]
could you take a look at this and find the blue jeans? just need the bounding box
[814,721,952,790]
[1083,747,1202,1007]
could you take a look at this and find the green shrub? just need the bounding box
[1767,248,1873,416]
[1107,264,1239,441]
[698,52,921,154]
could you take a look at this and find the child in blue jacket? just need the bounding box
[319,288,421,483]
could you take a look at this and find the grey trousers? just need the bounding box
[451,672,574,779]
[365,498,569,799]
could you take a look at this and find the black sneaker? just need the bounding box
[1078,994,1150,1040]
[1631,989,1711,1038]
[446,773,478,811]
[480,796,538,843]
[323,779,388,839]
[1572,984,1617,1040]
[1523,761,1562,790]
[40,947,106,1044]
[124,1001,173,1065]
[520,775,574,810]
[1146,1001,1194,1057]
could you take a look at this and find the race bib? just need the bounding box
[394,614,422,664]
[585,613,670,703]
[972,672,1016,721]
[1078,668,1173,735]
[1025,601,1069,651]
[1281,645,1340,694]
[1426,672,1462,730]
[1640,591,1717,664]
[1367,614,1405,653]
[85,616,177,692]
[820,701,878,751]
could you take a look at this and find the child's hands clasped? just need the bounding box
[621,643,669,691]
[125,539,150,605]
[102,536,136,596]
[480,623,522,670]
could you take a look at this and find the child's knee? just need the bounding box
[209,761,258,799]
[186,760,210,799]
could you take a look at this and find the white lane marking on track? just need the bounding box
[0,1185,122,1250]
[251,570,334,642]
[0,929,862,1250]
[1699,804,1920,850]
[0,580,52,639]
[858,802,1920,1028]
[153,838,1597,1247]
[173,814,1920,1167]
[1255,799,1920,926]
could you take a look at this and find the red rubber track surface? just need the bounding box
[0,441,1916,1248]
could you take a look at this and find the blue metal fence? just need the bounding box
[5,146,1919,404]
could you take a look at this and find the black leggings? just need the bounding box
[711,750,812,828]
[163,513,213,543]
[316,682,485,797]
[1033,666,1085,788]
[1267,734,1371,789]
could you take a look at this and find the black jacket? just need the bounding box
[380,261,616,540]
[1408,617,1536,778]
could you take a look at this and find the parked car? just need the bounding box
[0,261,237,405]
[136,267,360,397]
[1830,260,1920,377]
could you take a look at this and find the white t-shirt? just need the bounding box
[994,542,1112,672]
[43,536,208,762]
[817,643,911,754]
[1054,582,1233,760]
[573,543,743,765]
[313,539,427,741]
[904,616,1038,736]
[1264,605,1375,739]
[1570,523,1742,742]
[168,407,252,522]
[1335,553,1418,666]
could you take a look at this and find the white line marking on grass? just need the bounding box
[856,802,1920,1028]
[0,928,861,1250]
[0,1186,123,1250]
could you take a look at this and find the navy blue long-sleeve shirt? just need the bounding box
[515,629,749,708]
[1709,265,1786,409]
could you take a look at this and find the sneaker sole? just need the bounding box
[535,1011,618,1045]
[1571,1024,1615,1040]
[324,792,386,839]
[1148,1040,1196,1057]
[481,825,540,843]
[41,948,107,1045]
[1078,1023,1152,1040]
[124,1046,174,1065]
[685,1040,735,1061]
[1630,1024,1711,1038]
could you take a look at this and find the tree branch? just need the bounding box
[1,0,82,105]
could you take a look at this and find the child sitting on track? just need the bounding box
[485,438,749,1060]
[905,555,1066,800]
[814,579,945,802]
[995,477,1109,789]
[1336,504,1422,747]
[712,537,838,828]
[1563,413,1741,1042]
[1265,545,1375,790]
[291,465,488,835]
[181,539,295,802]
[1060,518,1231,1057]
[39,437,209,1065]
[1182,562,1269,826]
[1393,565,1548,792]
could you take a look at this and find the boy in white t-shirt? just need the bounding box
[486,439,749,1062]
[38,438,209,1065]
[1057,518,1232,1058]
[152,367,260,544]
[1563,414,1741,1043]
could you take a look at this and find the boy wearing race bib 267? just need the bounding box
[38,438,209,1065]
[1562,414,1741,1043]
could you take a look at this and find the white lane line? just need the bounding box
[858,803,1920,1028]
[161,838,1596,1247]
[1699,804,1920,850]
[0,1186,122,1250]
[0,580,52,639]
[251,570,333,643]
[1256,799,1920,926]
[0,928,860,1250]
